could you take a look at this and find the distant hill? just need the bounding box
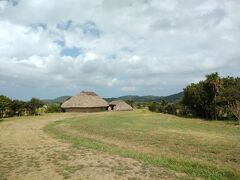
[42,92,184,104]
[104,92,184,103]
[162,92,184,102]
[42,96,71,104]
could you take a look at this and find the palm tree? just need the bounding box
[206,73,222,95]
[205,72,223,120]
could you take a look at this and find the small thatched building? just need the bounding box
[61,91,109,112]
[109,100,133,111]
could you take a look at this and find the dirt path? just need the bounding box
[0,113,186,180]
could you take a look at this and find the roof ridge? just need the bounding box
[78,91,98,96]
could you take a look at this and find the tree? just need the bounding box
[10,100,26,116]
[183,73,225,119]
[46,103,63,113]
[182,73,240,120]
[126,100,134,108]
[26,98,44,115]
[0,95,12,118]
[229,101,240,125]
[159,100,168,113]
[217,77,240,119]
[205,72,222,119]
[148,102,159,112]
[182,82,209,118]
[161,100,168,106]
[165,104,177,115]
[136,103,142,109]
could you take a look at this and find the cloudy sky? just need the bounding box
[0,0,240,100]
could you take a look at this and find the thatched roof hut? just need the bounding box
[109,100,133,111]
[61,91,109,112]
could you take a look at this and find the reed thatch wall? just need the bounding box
[64,107,108,112]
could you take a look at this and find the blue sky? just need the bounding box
[0,0,240,100]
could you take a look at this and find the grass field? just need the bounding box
[1,112,187,180]
[1,111,239,179]
[45,110,240,180]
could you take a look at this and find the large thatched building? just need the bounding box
[61,91,109,112]
[109,100,133,111]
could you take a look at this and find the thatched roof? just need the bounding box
[61,91,109,108]
[109,100,123,105]
[109,100,133,111]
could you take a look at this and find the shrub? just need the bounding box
[0,95,12,118]
[46,103,63,113]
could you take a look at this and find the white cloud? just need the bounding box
[0,0,7,10]
[121,86,136,92]
[0,0,240,98]
[83,52,98,63]
[0,21,59,58]
[107,78,118,87]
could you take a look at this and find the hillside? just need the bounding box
[104,92,183,103]
[42,92,183,104]
[42,96,71,104]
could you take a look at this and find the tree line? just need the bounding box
[0,96,62,118]
[149,73,240,123]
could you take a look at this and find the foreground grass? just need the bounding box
[44,110,240,179]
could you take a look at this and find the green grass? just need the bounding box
[44,110,240,179]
